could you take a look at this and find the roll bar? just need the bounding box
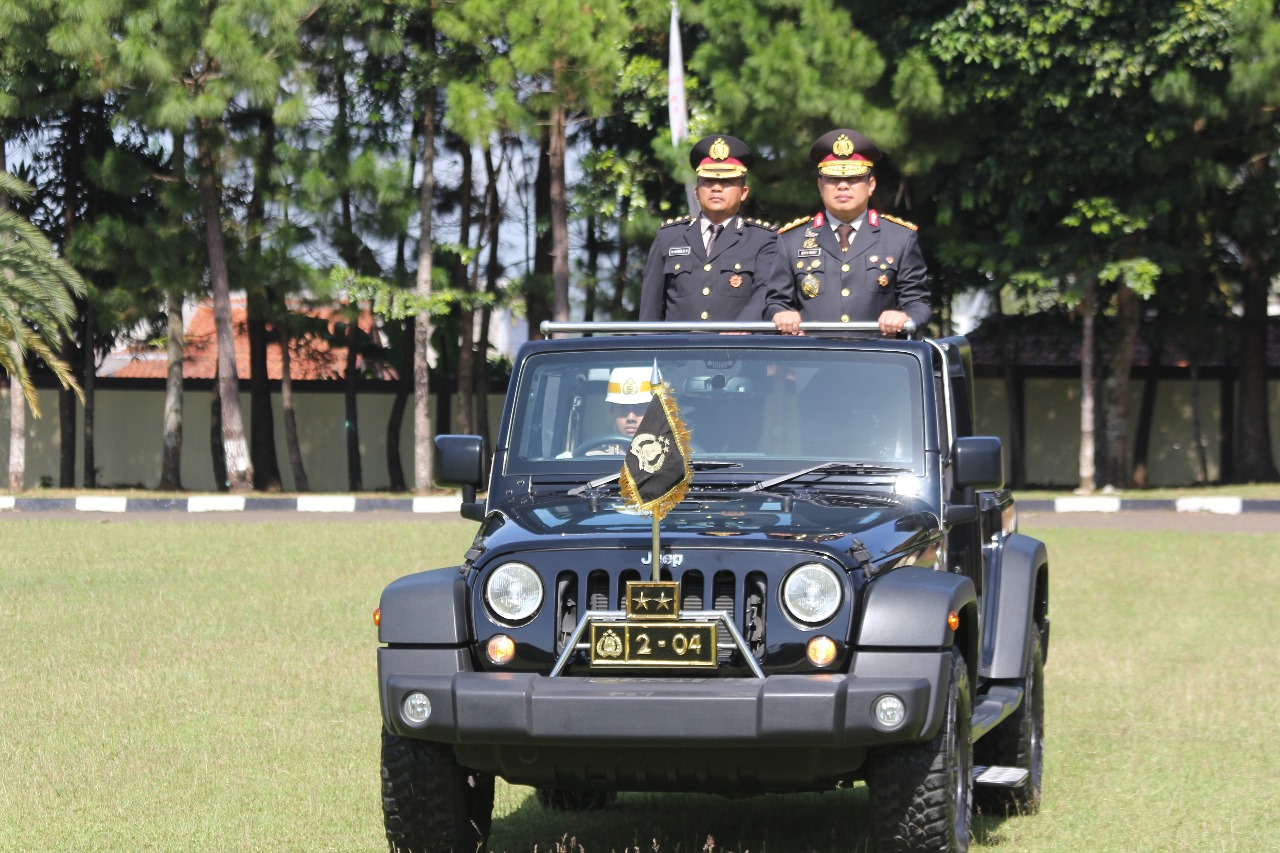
[539,320,917,338]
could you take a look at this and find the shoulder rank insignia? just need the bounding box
[881,213,919,231]
[660,215,694,229]
[745,217,774,230]
[777,215,811,234]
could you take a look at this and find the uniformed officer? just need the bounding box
[639,135,777,322]
[764,129,931,335]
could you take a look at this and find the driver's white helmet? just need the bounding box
[605,367,654,404]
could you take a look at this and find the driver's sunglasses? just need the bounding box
[610,403,647,416]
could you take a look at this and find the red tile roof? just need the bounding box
[106,298,397,381]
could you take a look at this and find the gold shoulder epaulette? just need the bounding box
[881,214,919,231]
[745,217,774,230]
[660,215,694,229]
[777,215,810,234]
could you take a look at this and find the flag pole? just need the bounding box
[651,515,661,582]
[668,0,697,216]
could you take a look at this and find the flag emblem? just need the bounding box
[620,371,692,520]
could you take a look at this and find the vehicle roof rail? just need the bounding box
[540,320,919,338]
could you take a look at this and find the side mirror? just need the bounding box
[434,435,486,519]
[953,436,1004,490]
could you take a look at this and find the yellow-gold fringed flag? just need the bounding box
[619,361,692,521]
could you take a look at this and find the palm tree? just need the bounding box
[2,169,85,490]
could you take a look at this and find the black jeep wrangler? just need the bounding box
[377,322,1049,852]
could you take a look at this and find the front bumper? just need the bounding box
[379,646,950,748]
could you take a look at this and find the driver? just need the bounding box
[562,366,654,456]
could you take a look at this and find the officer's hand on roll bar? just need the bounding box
[770,310,915,337]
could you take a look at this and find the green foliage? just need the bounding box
[0,171,85,413]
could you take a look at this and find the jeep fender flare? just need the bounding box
[857,566,977,658]
[981,533,1049,680]
[378,568,469,645]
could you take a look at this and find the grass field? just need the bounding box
[1,517,1276,852]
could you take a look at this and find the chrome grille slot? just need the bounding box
[681,570,704,611]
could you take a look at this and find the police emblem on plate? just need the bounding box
[595,629,623,659]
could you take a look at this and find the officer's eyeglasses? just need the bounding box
[610,403,647,417]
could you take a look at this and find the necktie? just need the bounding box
[836,224,854,252]
[705,223,723,254]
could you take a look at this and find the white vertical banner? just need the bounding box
[668,1,698,215]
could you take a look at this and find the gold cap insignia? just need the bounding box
[709,137,730,160]
[832,134,855,157]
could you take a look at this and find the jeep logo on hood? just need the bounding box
[641,552,684,567]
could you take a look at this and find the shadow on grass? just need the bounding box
[485,784,1026,852]
[489,785,871,853]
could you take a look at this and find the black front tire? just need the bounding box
[976,629,1045,815]
[381,730,494,853]
[866,647,973,853]
[534,788,617,811]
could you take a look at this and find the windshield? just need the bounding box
[505,346,927,475]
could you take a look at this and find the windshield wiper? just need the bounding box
[740,461,909,493]
[567,460,741,496]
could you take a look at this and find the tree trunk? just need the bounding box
[609,193,632,319]
[81,306,95,488]
[456,138,475,435]
[1076,277,1097,493]
[277,316,308,492]
[210,363,228,491]
[158,289,185,490]
[344,305,363,491]
[159,130,188,490]
[6,360,23,491]
[475,144,503,451]
[1233,249,1279,482]
[549,100,570,324]
[413,35,438,494]
[526,128,553,340]
[59,100,83,487]
[386,318,411,492]
[1130,308,1164,490]
[198,117,252,491]
[58,334,78,487]
[247,111,281,491]
[583,211,599,322]
[1101,283,1141,489]
[2,143,20,490]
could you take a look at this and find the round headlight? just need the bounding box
[782,563,843,625]
[485,562,543,623]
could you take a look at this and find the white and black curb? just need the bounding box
[0,494,465,515]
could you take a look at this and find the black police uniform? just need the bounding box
[764,127,931,328]
[640,214,777,321]
[763,209,931,328]
[639,134,777,322]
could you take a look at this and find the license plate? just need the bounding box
[589,622,717,667]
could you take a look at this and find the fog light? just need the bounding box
[806,635,837,667]
[402,691,432,725]
[874,694,907,729]
[486,634,516,665]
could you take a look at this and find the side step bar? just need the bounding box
[971,685,1023,740]
[973,765,1030,788]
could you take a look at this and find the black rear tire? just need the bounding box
[534,788,617,811]
[976,629,1044,815]
[866,647,973,853]
[381,729,494,853]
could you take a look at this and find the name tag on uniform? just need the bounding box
[797,249,821,257]
[668,247,691,256]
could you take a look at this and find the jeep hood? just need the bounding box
[474,492,937,566]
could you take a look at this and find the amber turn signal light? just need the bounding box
[947,610,960,631]
[373,608,381,627]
